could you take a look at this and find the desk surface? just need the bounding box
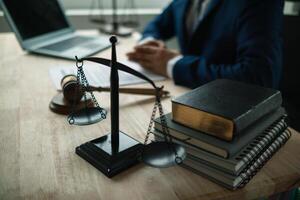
[0,32,300,200]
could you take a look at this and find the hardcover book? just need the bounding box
[172,79,282,141]
[154,108,285,158]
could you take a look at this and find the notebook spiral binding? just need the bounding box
[237,119,291,188]
[236,117,288,164]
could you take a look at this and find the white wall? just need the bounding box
[0,1,299,32]
[60,0,298,14]
[60,0,171,9]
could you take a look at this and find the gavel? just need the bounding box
[61,74,169,103]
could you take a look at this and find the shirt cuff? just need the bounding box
[167,55,183,78]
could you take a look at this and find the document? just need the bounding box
[49,60,166,90]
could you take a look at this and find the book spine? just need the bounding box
[237,128,292,189]
[235,117,288,169]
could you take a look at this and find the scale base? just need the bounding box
[49,93,93,115]
[76,131,143,178]
[99,24,133,37]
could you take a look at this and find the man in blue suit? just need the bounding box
[127,0,284,88]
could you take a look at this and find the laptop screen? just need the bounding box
[3,0,69,40]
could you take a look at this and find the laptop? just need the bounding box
[0,0,111,60]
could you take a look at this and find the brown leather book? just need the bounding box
[172,79,282,141]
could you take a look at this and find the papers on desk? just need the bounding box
[49,60,166,90]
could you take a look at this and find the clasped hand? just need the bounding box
[126,40,180,77]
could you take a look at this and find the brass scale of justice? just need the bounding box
[51,36,186,177]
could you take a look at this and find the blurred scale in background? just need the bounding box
[88,0,139,37]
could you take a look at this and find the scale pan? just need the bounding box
[142,141,186,168]
[68,107,106,126]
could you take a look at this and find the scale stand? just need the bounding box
[75,36,142,177]
[72,36,186,177]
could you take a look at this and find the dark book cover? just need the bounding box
[172,79,282,136]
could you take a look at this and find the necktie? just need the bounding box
[186,0,204,37]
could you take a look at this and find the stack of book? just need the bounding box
[153,79,291,190]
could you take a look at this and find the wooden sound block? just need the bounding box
[49,93,94,115]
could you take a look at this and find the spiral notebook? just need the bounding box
[181,126,291,190]
[155,116,288,176]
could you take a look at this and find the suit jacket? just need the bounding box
[142,0,284,88]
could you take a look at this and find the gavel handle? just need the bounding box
[88,86,169,97]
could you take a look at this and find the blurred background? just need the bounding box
[0,0,299,33]
[0,0,170,32]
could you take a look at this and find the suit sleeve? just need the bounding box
[142,2,176,40]
[173,0,284,88]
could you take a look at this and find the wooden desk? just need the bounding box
[0,32,299,200]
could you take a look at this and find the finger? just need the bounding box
[138,40,158,47]
[147,40,165,48]
[139,60,153,70]
[143,40,160,47]
[126,51,136,57]
[126,52,142,60]
[134,46,158,54]
[128,59,150,69]
[127,55,148,63]
[139,40,165,48]
[126,52,136,60]
[127,52,153,63]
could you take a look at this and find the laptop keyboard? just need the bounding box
[40,36,95,52]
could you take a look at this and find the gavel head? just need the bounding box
[61,75,84,104]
